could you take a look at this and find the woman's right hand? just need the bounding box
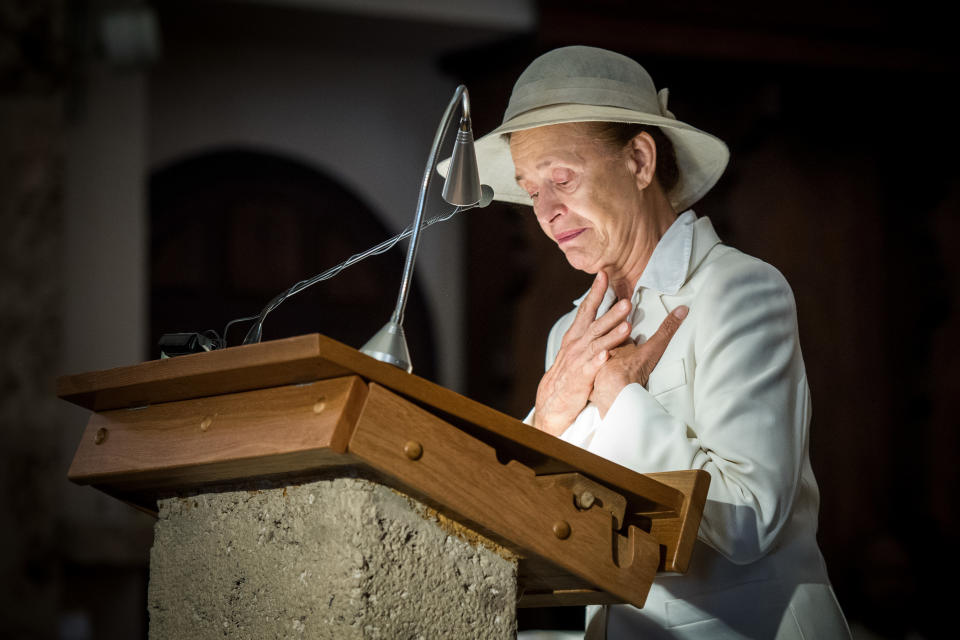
[532,271,633,437]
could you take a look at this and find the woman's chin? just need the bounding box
[563,253,600,275]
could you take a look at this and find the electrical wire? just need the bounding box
[227,203,471,347]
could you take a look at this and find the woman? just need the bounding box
[468,46,850,639]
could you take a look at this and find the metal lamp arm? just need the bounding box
[391,84,471,326]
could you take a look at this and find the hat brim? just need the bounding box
[440,104,729,213]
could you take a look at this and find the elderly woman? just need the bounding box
[470,47,850,639]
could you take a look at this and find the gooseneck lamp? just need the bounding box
[360,85,481,372]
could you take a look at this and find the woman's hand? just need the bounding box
[533,272,633,436]
[589,305,688,417]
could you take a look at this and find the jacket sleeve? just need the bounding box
[586,258,811,564]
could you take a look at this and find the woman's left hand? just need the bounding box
[589,305,688,417]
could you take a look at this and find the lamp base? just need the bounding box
[360,321,412,373]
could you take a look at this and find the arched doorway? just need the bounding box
[149,148,438,380]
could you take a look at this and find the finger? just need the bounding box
[582,347,610,376]
[607,343,631,358]
[589,320,632,356]
[570,271,609,333]
[587,297,632,339]
[642,305,688,354]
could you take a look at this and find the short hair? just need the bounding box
[587,122,680,195]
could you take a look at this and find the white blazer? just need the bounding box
[539,213,850,639]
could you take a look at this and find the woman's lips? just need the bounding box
[555,228,586,244]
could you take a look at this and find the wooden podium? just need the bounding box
[58,333,708,614]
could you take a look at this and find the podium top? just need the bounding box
[59,333,711,607]
[58,333,684,514]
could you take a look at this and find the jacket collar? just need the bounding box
[636,209,696,295]
[573,211,722,308]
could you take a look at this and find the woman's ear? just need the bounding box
[626,131,658,191]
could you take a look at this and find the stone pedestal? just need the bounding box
[147,476,517,639]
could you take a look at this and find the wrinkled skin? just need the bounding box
[510,123,687,435]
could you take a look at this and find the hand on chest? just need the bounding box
[627,288,693,396]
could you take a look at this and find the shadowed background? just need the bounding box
[1,0,957,638]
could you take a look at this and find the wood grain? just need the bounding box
[68,376,367,491]
[644,470,711,573]
[349,383,662,609]
[517,589,623,608]
[57,333,685,514]
[58,335,710,606]
[57,334,347,412]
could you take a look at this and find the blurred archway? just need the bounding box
[149,148,438,379]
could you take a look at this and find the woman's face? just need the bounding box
[510,122,645,276]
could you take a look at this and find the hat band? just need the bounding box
[503,76,662,123]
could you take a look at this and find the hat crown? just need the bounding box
[503,46,662,124]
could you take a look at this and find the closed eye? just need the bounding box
[552,167,575,187]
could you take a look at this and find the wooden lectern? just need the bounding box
[58,334,709,610]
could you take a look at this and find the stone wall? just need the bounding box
[148,476,517,640]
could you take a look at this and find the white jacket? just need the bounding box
[540,213,850,639]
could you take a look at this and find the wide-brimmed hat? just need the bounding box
[443,46,729,213]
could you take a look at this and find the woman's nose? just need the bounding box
[534,188,564,223]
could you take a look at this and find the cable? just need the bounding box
[235,202,472,346]
[221,315,260,346]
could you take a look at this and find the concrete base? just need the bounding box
[147,476,517,639]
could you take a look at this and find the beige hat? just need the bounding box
[445,45,729,213]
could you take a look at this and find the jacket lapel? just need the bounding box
[657,216,722,315]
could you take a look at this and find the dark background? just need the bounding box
[2,0,957,638]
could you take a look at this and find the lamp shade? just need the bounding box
[441,126,481,206]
